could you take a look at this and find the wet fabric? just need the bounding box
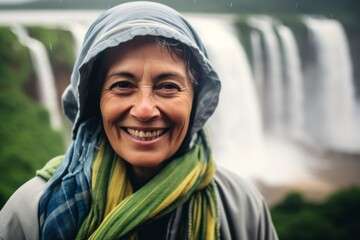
[37,119,219,240]
[61,1,221,140]
[77,136,218,240]
[1,165,279,240]
[38,2,223,239]
[37,119,101,239]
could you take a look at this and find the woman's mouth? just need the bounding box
[126,128,167,141]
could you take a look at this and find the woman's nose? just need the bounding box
[130,92,160,122]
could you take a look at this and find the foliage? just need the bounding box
[271,187,360,239]
[0,27,32,88]
[321,187,360,239]
[0,27,65,208]
[27,26,76,70]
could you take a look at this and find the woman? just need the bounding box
[0,2,278,239]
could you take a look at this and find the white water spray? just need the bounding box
[276,24,306,141]
[11,24,63,130]
[248,16,284,134]
[2,11,358,188]
[187,15,265,180]
[303,17,360,152]
[250,30,265,98]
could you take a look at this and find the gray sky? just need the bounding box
[0,0,36,4]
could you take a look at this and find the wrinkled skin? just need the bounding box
[100,37,194,183]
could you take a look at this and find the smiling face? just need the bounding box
[100,37,194,182]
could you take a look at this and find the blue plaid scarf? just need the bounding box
[37,118,219,240]
[37,119,103,239]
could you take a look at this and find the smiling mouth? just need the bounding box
[126,128,167,141]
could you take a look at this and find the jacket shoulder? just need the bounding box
[215,167,265,205]
[0,177,46,240]
[215,167,278,240]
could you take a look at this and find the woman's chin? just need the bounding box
[130,161,165,184]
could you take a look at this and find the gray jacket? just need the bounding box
[0,167,278,240]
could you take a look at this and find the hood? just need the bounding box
[62,1,221,142]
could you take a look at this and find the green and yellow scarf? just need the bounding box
[79,136,219,239]
[38,132,219,239]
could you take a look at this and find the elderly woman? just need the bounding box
[0,2,278,239]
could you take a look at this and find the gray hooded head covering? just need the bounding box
[62,1,221,143]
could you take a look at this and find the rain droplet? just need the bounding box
[295,2,298,8]
[49,43,52,50]
[194,0,196,4]
[230,2,233,7]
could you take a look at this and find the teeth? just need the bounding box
[127,128,164,140]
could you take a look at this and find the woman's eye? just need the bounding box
[110,81,134,89]
[108,81,136,95]
[158,82,180,91]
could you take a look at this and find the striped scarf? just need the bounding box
[37,119,219,239]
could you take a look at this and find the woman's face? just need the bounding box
[100,37,194,180]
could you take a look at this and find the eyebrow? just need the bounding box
[156,72,187,82]
[106,71,135,80]
[107,71,187,82]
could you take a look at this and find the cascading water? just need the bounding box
[187,15,319,185]
[303,17,360,153]
[276,24,306,141]
[248,16,284,134]
[61,22,88,56]
[186,15,266,180]
[2,11,359,187]
[250,30,265,97]
[11,24,63,131]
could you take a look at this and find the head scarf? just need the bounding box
[38,1,222,239]
[62,1,221,141]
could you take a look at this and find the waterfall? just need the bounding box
[248,16,284,134]
[244,15,359,153]
[276,24,306,140]
[2,11,359,185]
[60,22,88,56]
[186,15,265,179]
[11,24,63,131]
[303,17,360,152]
[250,30,265,97]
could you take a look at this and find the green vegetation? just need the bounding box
[271,187,360,239]
[27,26,75,70]
[26,26,76,142]
[0,27,65,208]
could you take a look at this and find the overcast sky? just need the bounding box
[0,0,36,4]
